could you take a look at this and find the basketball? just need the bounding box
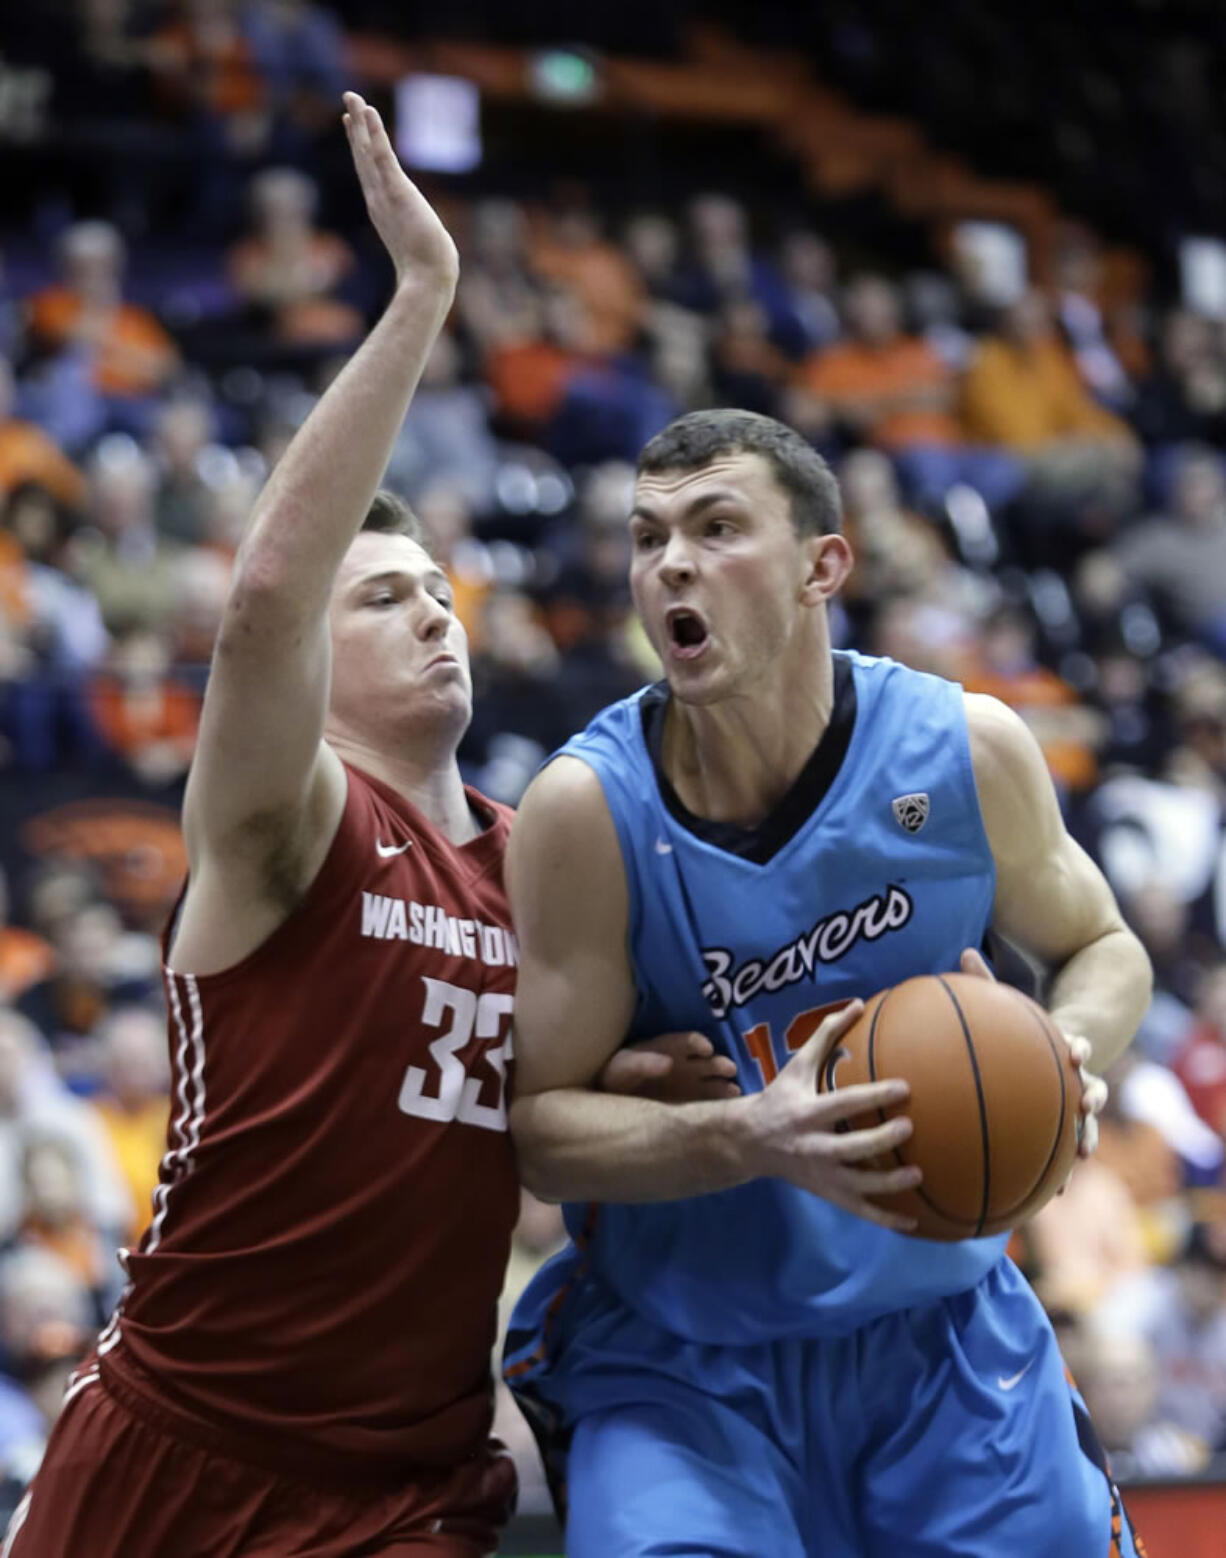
[817,974,1084,1241]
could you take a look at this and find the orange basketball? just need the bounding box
[817,973,1084,1241]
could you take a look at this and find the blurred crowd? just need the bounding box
[0,0,1224,1516]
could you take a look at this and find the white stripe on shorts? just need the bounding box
[60,1369,101,1411]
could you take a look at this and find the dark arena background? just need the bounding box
[1,2,1226,1553]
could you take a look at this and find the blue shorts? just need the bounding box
[505,1256,1143,1558]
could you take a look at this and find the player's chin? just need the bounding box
[406,682,472,727]
[661,645,726,699]
[665,662,732,706]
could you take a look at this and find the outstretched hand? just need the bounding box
[341,91,458,293]
[958,947,1107,1158]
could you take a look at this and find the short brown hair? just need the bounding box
[362,489,430,551]
[637,410,842,536]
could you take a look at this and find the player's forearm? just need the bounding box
[511,1087,753,1204]
[1046,923,1152,1071]
[234,276,455,617]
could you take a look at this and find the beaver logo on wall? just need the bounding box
[23,801,186,925]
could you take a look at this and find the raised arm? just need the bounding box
[173,96,457,967]
[508,758,920,1225]
[966,693,1152,1073]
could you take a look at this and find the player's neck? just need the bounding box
[328,733,481,843]
[664,649,836,828]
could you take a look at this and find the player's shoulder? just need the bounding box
[962,694,1054,851]
[962,692,1038,772]
[507,754,625,911]
[517,754,610,832]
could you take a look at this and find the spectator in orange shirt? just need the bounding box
[800,275,959,447]
[86,627,200,788]
[482,288,586,435]
[226,166,363,348]
[797,274,1023,510]
[148,0,267,141]
[0,867,54,1005]
[26,222,180,403]
[960,603,1106,795]
[0,359,85,513]
[529,197,645,355]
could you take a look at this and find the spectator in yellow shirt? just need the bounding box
[962,289,1138,453]
[961,289,1141,561]
[88,1005,170,1243]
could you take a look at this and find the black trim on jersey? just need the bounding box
[640,653,857,865]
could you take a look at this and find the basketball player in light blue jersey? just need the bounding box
[503,411,1153,1557]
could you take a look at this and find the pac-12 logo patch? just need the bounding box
[891,792,930,833]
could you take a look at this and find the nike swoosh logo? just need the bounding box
[654,838,674,855]
[375,839,411,858]
[998,1359,1036,1391]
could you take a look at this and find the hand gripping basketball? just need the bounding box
[959,949,1106,1160]
[739,1001,922,1232]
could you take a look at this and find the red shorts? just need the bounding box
[5,1368,516,1557]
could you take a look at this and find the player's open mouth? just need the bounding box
[665,607,709,660]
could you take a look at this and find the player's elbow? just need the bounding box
[217,544,315,654]
[228,525,303,607]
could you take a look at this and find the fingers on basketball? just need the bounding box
[817,973,1084,1239]
[791,999,864,1078]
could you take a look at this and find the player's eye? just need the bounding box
[369,592,396,607]
[633,529,661,550]
[705,517,735,538]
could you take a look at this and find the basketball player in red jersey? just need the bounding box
[4,93,724,1558]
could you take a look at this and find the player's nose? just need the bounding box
[658,533,696,586]
[416,594,452,639]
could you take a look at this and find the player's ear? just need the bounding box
[800,531,854,604]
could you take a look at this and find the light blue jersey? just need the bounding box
[552,650,1003,1343]
[506,651,1143,1558]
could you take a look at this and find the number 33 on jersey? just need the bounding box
[399,978,514,1131]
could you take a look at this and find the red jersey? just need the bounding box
[100,764,519,1481]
